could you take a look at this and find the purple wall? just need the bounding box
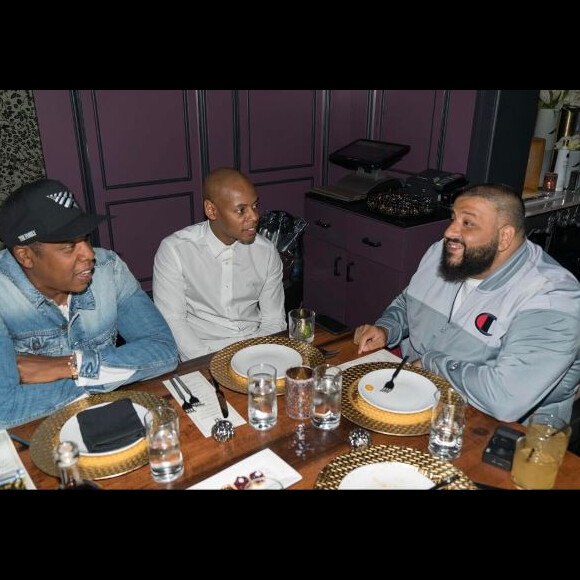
[34,89,477,288]
[79,90,202,291]
[205,90,235,170]
[34,90,86,210]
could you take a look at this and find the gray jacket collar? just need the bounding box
[479,240,529,291]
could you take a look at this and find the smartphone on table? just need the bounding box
[316,314,350,335]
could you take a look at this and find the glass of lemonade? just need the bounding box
[527,413,571,466]
[510,434,560,490]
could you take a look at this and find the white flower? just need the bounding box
[555,134,580,151]
[539,90,568,109]
[564,90,580,108]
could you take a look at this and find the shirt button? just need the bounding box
[449,362,459,371]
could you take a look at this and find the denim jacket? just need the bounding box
[0,248,178,428]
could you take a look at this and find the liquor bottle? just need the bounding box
[55,441,102,490]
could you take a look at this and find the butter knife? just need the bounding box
[209,373,229,418]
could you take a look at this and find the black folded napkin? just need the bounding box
[77,398,145,453]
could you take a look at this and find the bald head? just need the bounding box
[202,168,253,203]
[455,183,526,239]
[202,168,260,245]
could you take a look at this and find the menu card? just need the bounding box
[0,430,36,490]
[338,349,401,371]
[163,371,246,437]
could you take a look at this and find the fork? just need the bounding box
[381,355,409,393]
[170,377,195,413]
[173,375,204,408]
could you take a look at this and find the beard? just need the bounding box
[438,236,499,282]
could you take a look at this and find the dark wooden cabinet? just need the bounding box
[303,197,449,326]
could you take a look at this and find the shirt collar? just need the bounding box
[204,220,237,258]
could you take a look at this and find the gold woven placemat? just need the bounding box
[30,391,168,480]
[314,444,476,490]
[342,362,453,436]
[209,336,325,395]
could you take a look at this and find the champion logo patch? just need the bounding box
[475,313,496,336]
[46,191,78,209]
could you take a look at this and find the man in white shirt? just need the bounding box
[153,168,287,361]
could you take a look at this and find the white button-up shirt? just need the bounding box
[153,220,286,361]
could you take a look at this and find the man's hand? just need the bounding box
[17,354,73,384]
[353,325,388,355]
[411,358,423,369]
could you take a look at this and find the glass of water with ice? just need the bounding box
[428,389,467,460]
[247,363,278,430]
[144,405,184,483]
[311,364,342,430]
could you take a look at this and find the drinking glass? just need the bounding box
[510,434,559,489]
[527,413,571,467]
[144,405,184,483]
[428,389,466,460]
[285,366,314,420]
[247,363,277,430]
[288,308,315,343]
[311,364,342,430]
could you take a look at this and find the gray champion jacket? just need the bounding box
[376,239,580,423]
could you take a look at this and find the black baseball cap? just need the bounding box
[0,179,105,248]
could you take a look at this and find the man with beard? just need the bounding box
[153,168,286,361]
[0,179,178,428]
[354,183,580,423]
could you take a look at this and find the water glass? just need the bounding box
[428,389,466,460]
[144,405,184,483]
[311,364,342,430]
[247,363,277,430]
[526,413,571,467]
[285,366,314,420]
[510,434,559,490]
[288,308,315,343]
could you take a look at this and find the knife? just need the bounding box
[209,373,229,418]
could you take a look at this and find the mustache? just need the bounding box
[444,237,464,247]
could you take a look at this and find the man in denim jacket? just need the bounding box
[0,179,178,428]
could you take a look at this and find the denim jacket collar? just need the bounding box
[0,249,96,311]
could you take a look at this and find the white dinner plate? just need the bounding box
[338,462,434,489]
[59,402,148,457]
[230,344,302,379]
[357,368,437,413]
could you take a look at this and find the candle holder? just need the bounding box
[543,172,558,193]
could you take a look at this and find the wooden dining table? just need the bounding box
[10,326,580,490]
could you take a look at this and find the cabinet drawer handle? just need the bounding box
[346,261,355,282]
[362,237,382,248]
[333,256,342,277]
[315,219,331,229]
